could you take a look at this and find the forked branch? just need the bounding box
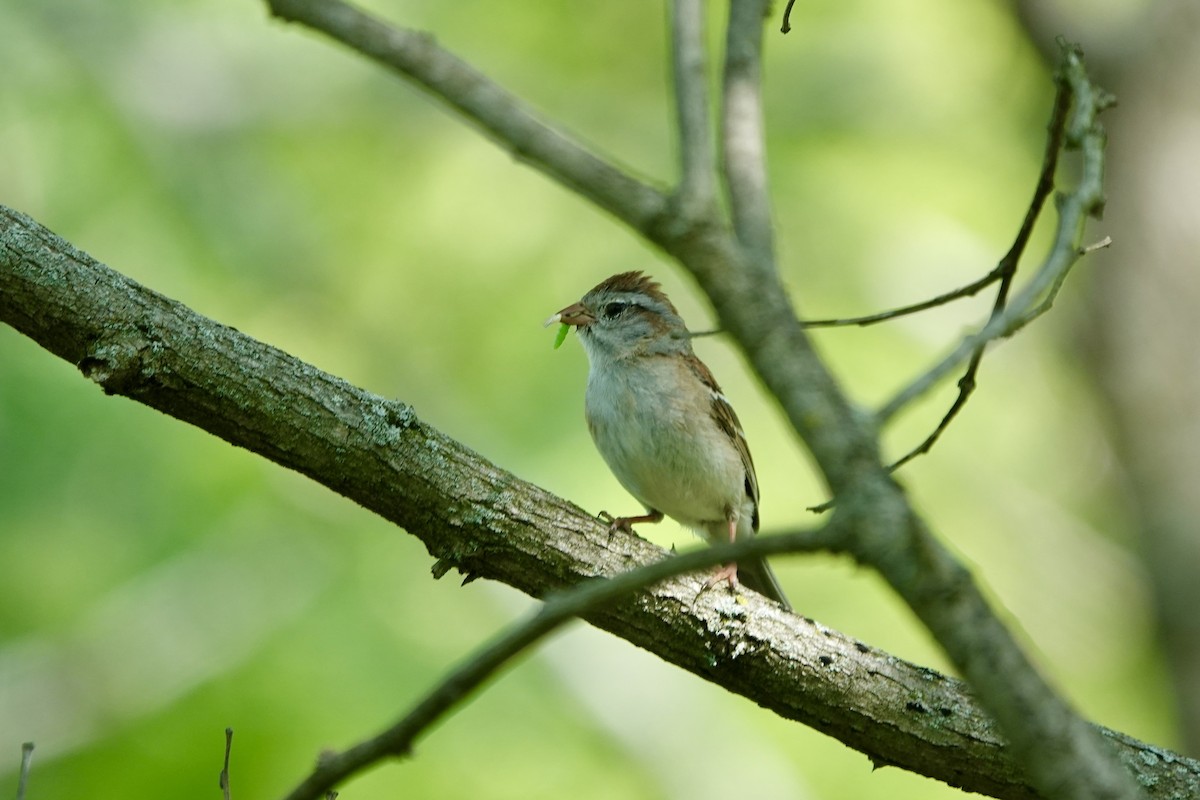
[3,206,1191,799]
[878,43,1114,425]
[0,1,1147,797]
[255,4,1143,798]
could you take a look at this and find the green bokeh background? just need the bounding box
[0,1,1176,798]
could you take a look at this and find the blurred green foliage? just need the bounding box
[0,0,1175,798]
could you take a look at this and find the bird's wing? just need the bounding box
[686,354,760,531]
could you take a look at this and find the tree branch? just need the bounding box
[721,0,777,265]
[877,44,1112,426]
[282,527,843,800]
[16,742,34,800]
[669,0,717,213]
[687,34,1143,800]
[250,5,1156,797]
[801,269,1005,328]
[4,206,1195,799]
[885,62,1072,471]
[801,70,1071,474]
[264,0,671,237]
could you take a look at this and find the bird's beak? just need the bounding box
[543,302,594,328]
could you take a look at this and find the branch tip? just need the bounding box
[780,0,797,33]
[1081,235,1113,255]
[17,742,36,800]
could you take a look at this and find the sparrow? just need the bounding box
[546,271,790,609]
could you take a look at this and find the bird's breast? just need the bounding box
[584,359,745,528]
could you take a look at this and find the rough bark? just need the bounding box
[4,205,1199,799]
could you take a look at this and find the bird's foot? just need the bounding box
[598,511,634,535]
[597,510,663,543]
[705,562,740,591]
[693,563,741,607]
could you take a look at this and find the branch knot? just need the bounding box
[78,330,160,396]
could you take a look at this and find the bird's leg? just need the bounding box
[703,516,741,593]
[693,518,741,608]
[598,509,664,542]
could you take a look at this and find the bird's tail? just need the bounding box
[737,557,792,611]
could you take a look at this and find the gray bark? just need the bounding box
[4,204,1199,798]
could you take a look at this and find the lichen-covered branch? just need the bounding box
[282,527,843,800]
[4,205,1196,798]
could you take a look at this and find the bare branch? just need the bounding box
[721,0,776,265]
[802,268,1005,329]
[220,728,233,800]
[670,0,717,212]
[281,527,842,800]
[885,64,1073,470]
[693,37,1146,798]
[877,43,1111,426]
[264,0,671,237]
[4,205,1191,799]
[16,742,34,800]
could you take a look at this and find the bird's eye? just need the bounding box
[602,301,629,319]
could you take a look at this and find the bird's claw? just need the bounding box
[598,511,635,535]
[597,511,634,545]
[692,563,742,609]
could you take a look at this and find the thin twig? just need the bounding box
[877,43,1110,425]
[1080,235,1112,255]
[721,0,776,266]
[220,728,234,800]
[886,348,985,472]
[780,0,798,33]
[279,525,842,800]
[16,743,34,800]
[808,42,1099,505]
[801,268,1004,329]
[670,0,717,211]
[885,59,1074,470]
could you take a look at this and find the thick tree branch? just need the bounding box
[4,206,1196,798]
[283,527,843,800]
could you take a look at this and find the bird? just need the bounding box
[545,271,791,610]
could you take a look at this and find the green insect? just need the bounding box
[553,322,570,349]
